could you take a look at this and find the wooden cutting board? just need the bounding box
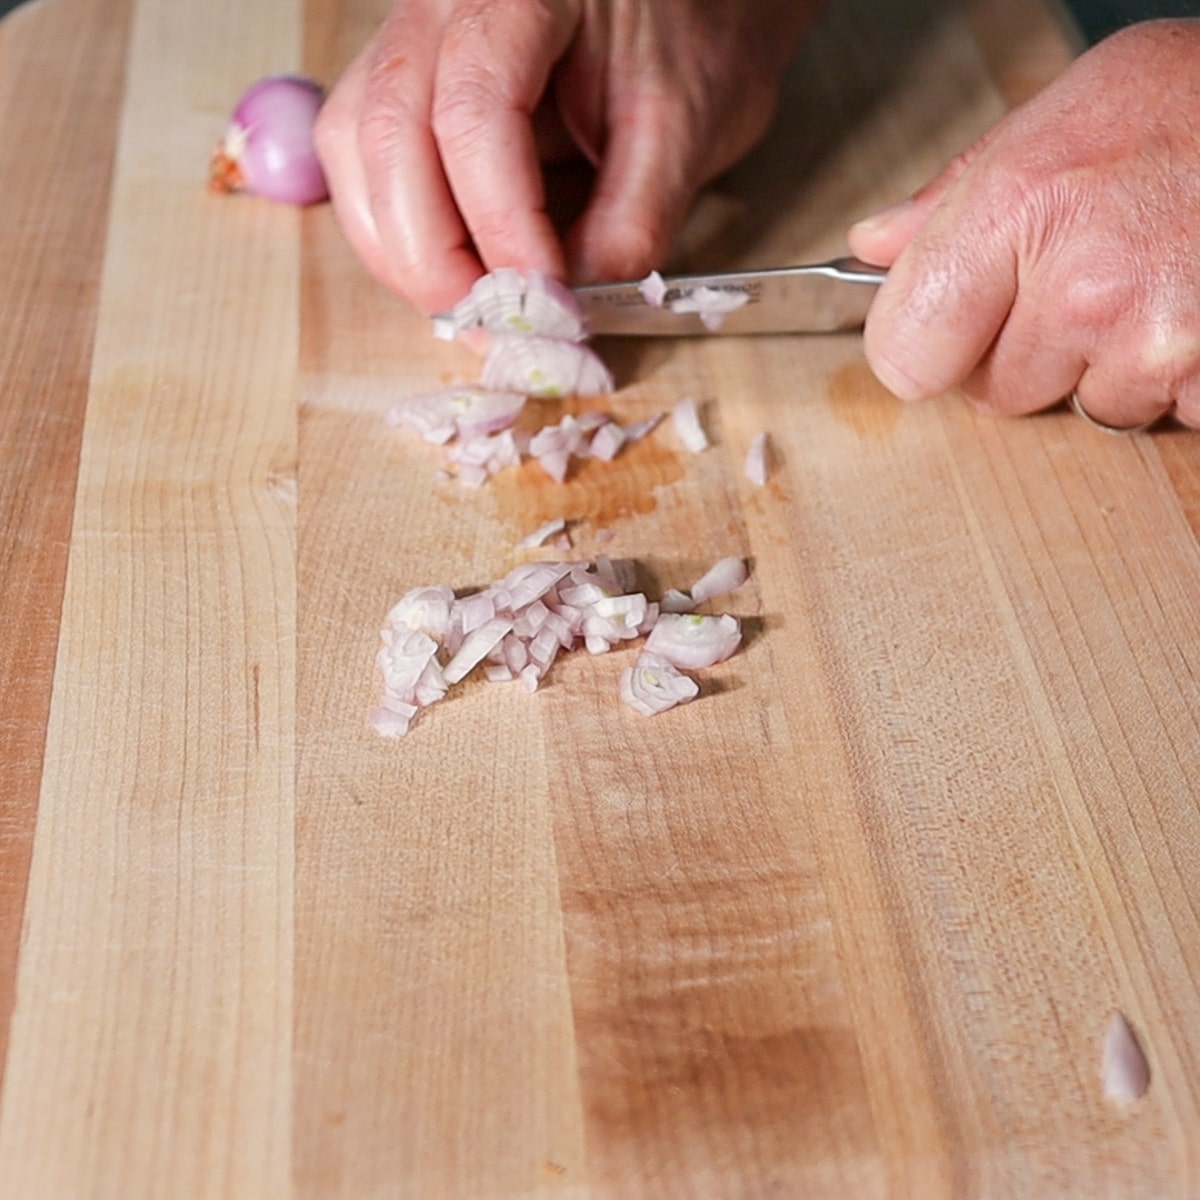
[1,0,1198,1194]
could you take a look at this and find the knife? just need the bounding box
[574,256,886,337]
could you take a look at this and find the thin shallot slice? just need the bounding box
[1102,1011,1151,1104]
[588,420,626,462]
[387,386,526,443]
[438,269,588,341]
[645,612,742,669]
[638,270,668,308]
[688,556,747,605]
[620,651,700,716]
[672,397,709,453]
[669,286,750,331]
[659,588,694,614]
[745,431,770,486]
[517,518,567,549]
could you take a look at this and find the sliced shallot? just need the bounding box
[745,431,770,486]
[387,386,526,443]
[1102,1011,1151,1104]
[517,518,567,549]
[689,556,747,605]
[481,335,613,398]
[619,651,700,716]
[638,270,668,308]
[669,286,750,331]
[645,612,742,669]
[672,397,709,453]
[438,268,588,341]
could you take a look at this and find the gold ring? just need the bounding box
[1068,391,1163,436]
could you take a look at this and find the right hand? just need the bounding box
[314,0,822,315]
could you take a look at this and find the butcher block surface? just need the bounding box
[2,0,1198,1194]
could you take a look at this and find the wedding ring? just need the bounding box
[1068,391,1163,436]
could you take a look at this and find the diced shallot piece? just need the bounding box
[376,631,440,700]
[386,385,526,443]
[669,285,750,331]
[1102,1011,1151,1104]
[620,651,700,716]
[689,556,747,605]
[370,703,418,737]
[744,431,770,486]
[517,518,567,549]
[385,585,456,640]
[645,612,742,669]
[672,397,710,452]
[659,588,694,614]
[623,413,663,442]
[443,616,514,684]
[588,420,626,462]
[482,335,614,398]
[638,270,668,307]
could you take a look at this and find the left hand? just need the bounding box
[847,18,1200,430]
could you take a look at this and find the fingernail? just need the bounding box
[851,198,912,234]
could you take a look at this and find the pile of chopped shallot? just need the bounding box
[372,555,749,737]
[385,267,774,487]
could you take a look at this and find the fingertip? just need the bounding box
[847,198,924,267]
[860,331,931,403]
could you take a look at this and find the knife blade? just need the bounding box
[574,256,886,337]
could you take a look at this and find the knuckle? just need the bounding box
[430,75,498,155]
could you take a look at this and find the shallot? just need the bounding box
[672,397,710,453]
[620,651,700,716]
[210,74,329,205]
[482,335,614,398]
[669,286,749,331]
[436,269,588,342]
[1102,1011,1151,1104]
[638,270,668,308]
[373,556,749,737]
[645,612,742,669]
[517,518,567,549]
[688,556,747,605]
[386,386,526,444]
[744,431,770,486]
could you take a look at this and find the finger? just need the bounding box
[958,285,1087,416]
[314,48,391,290]
[1071,367,1176,432]
[1071,323,1200,430]
[564,92,696,283]
[862,216,1019,401]
[431,0,578,276]
[848,144,986,267]
[355,9,487,313]
[1174,374,1200,429]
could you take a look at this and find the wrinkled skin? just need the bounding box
[318,9,1200,430]
[313,0,821,314]
[849,19,1200,429]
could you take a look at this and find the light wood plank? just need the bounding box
[0,0,300,1193]
[0,0,132,1090]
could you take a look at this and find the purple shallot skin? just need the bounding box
[210,74,329,206]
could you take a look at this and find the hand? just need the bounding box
[848,19,1200,430]
[314,0,820,315]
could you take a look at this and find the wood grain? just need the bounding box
[0,0,298,1193]
[0,0,131,1096]
[1,0,1198,1194]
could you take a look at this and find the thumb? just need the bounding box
[848,144,985,266]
